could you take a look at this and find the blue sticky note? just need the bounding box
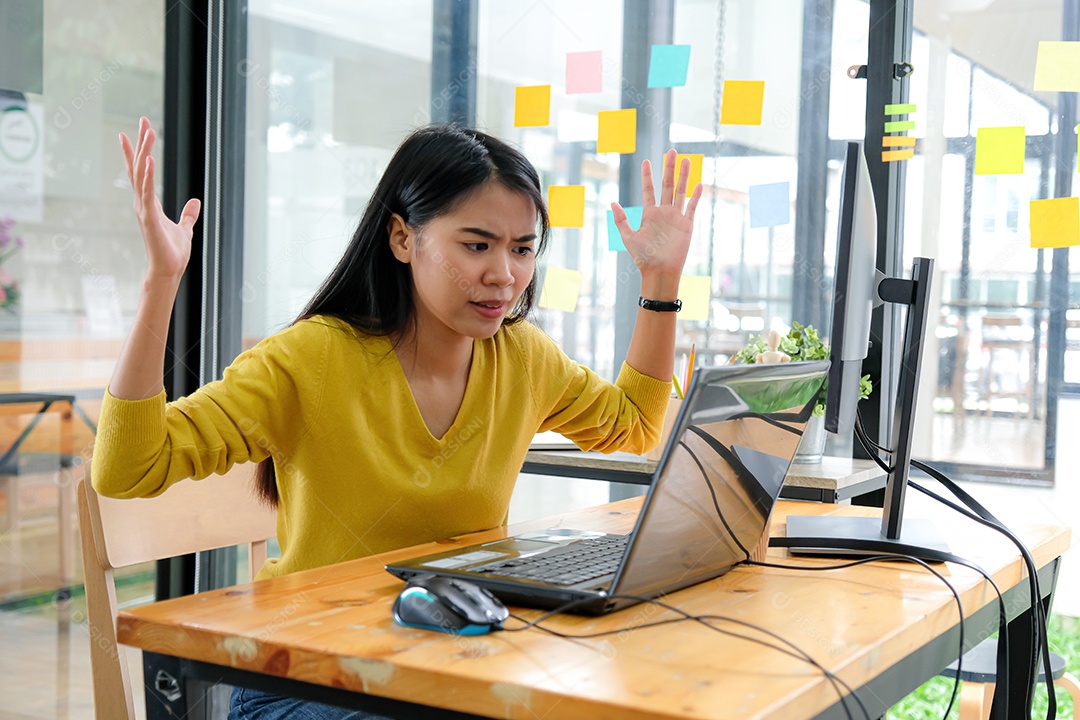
[607,206,644,251]
[647,45,691,88]
[749,182,791,228]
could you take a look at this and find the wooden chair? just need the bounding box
[77,463,277,720]
[940,638,1080,719]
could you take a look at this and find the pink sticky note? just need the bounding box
[566,51,603,94]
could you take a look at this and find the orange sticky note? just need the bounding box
[882,149,914,162]
[514,85,550,127]
[548,185,586,228]
[539,266,583,312]
[882,136,916,148]
[674,153,704,198]
[597,109,636,153]
[678,276,711,321]
[975,126,1026,175]
[720,80,765,125]
[1029,197,1080,249]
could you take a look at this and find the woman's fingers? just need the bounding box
[660,149,676,205]
[685,183,703,225]
[673,156,690,209]
[610,202,633,239]
[119,133,135,183]
[639,159,656,208]
[142,155,156,219]
[178,198,201,234]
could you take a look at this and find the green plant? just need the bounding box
[733,322,872,416]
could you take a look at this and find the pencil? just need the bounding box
[686,344,696,390]
[672,372,684,400]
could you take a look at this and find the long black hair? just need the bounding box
[254,125,550,505]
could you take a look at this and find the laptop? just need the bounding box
[386,360,830,616]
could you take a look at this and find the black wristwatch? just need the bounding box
[638,296,682,312]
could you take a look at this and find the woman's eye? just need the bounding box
[465,242,488,252]
[514,246,534,256]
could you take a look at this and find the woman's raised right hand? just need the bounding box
[120,117,201,282]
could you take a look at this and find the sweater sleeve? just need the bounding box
[508,321,672,454]
[91,319,330,498]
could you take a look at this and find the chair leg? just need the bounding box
[958,680,994,720]
[58,468,75,586]
[1054,671,1080,720]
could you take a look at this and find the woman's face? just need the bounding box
[390,182,538,345]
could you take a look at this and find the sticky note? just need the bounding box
[547,186,585,228]
[884,120,915,133]
[882,149,915,162]
[885,103,916,116]
[606,206,643,251]
[1029,197,1080,249]
[598,108,636,153]
[882,136,916,147]
[720,80,765,125]
[514,85,550,127]
[975,126,1026,175]
[678,276,712,322]
[647,44,692,88]
[539,267,584,312]
[566,51,603,94]
[749,182,790,228]
[674,154,703,198]
[1033,42,1080,92]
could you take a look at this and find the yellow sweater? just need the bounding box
[92,315,671,579]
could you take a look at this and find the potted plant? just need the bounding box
[732,322,872,463]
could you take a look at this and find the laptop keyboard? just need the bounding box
[473,535,629,586]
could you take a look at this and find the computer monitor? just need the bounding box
[780,141,949,557]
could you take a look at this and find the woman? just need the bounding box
[92,118,701,719]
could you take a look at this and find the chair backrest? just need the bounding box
[77,463,277,720]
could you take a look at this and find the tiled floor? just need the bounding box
[1,402,1077,718]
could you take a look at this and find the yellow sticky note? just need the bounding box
[548,185,585,228]
[1030,197,1080,249]
[674,154,704,198]
[514,85,550,127]
[597,109,636,153]
[720,80,765,125]
[678,275,712,322]
[975,126,1026,175]
[539,267,584,312]
[1033,41,1080,92]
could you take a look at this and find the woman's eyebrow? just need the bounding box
[459,227,537,243]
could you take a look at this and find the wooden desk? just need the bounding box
[522,450,886,503]
[116,499,1069,720]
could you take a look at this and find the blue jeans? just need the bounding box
[228,687,394,720]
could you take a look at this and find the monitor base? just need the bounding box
[777,515,950,560]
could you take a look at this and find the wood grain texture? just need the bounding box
[117,499,1070,720]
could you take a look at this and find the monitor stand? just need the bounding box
[776,257,950,562]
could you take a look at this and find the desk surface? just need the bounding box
[117,499,1069,720]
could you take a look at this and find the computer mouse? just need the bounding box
[392,575,509,635]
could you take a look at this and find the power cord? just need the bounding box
[501,592,869,720]
[854,409,1056,720]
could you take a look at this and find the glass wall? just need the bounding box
[905,0,1077,482]
[0,0,162,603]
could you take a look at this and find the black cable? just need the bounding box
[748,553,991,720]
[853,410,1055,720]
[677,438,753,559]
[502,592,866,720]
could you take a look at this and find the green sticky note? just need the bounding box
[539,267,583,313]
[548,185,585,228]
[720,80,765,125]
[514,85,550,127]
[597,109,636,153]
[885,103,916,116]
[1033,41,1080,92]
[884,120,915,132]
[975,126,1026,175]
[678,276,711,322]
[1030,197,1080,249]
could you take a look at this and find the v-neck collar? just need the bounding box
[385,335,482,446]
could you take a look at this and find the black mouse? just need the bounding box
[392,575,509,635]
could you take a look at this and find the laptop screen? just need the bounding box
[610,361,829,601]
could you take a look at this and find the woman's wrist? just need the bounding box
[639,271,682,302]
